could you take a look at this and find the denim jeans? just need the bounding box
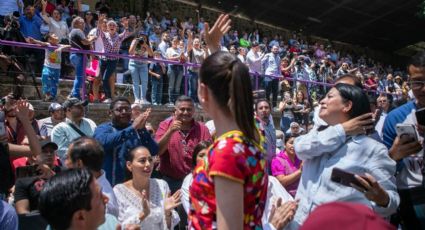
[129,62,149,101]
[280,116,294,133]
[167,65,183,103]
[70,53,84,99]
[151,74,163,104]
[188,70,199,103]
[100,59,118,99]
[41,66,60,98]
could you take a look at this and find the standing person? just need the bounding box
[51,98,96,163]
[129,34,153,104]
[279,91,295,132]
[374,94,393,139]
[155,96,211,193]
[255,99,276,170]
[94,97,158,185]
[88,16,107,103]
[166,36,185,105]
[149,51,166,105]
[38,102,65,138]
[246,42,265,89]
[97,14,130,103]
[271,134,301,197]
[186,32,208,104]
[189,14,269,229]
[40,0,69,42]
[26,33,71,101]
[262,45,281,108]
[69,16,96,99]
[293,91,310,130]
[382,51,425,229]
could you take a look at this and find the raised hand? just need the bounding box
[204,14,231,53]
[15,100,30,122]
[164,190,182,213]
[132,108,151,130]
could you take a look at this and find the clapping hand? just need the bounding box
[138,189,150,221]
[132,108,151,130]
[268,198,298,230]
[15,100,30,122]
[164,190,182,213]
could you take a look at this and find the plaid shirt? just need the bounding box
[98,29,129,60]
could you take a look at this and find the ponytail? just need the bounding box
[229,61,260,143]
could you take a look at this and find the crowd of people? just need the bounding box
[0,1,425,230]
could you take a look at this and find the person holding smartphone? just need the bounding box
[382,51,425,229]
[289,83,399,228]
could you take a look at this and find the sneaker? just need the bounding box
[134,99,140,104]
[103,98,112,103]
[141,100,151,105]
[166,102,174,107]
[152,103,158,106]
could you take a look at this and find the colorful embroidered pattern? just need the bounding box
[189,130,268,230]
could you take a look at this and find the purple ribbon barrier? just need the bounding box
[0,39,394,99]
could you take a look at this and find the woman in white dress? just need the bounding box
[113,146,181,229]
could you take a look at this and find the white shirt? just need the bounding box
[113,179,180,229]
[289,124,399,228]
[41,15,69,40]
[246,49,263,73]
[97,170,119,217]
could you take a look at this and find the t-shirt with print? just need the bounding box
[44,48,62,69]
[189,130,268,230]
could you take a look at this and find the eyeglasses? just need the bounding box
[113,107,131,113]
[410,80,425,90]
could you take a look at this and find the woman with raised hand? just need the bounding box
[113,146,181,229]
[290,83,399,228]
[188,14,284,230]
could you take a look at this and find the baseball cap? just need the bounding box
[63,98,88,109]
[40,140,58,150]
[48,103,63,112]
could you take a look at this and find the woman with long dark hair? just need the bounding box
[188,15,269,230]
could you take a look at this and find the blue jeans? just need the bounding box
[100,59,118,99]
[129,62,149,101]
[151,74,163,104]
[188,70,199,103]
[280,116,294,133]
[41,66,60,98]
[70,53,84,99]
[167,65,183,103]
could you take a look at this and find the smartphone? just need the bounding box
[0,111,5,136]
[416,108,425,126]
[16,165,40,179]
[396,124,418,142]
[330,168,367,190]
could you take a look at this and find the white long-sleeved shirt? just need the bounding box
[289,124,399,228]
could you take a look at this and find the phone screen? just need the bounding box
[416,108,425,126]
[330,168,367,190]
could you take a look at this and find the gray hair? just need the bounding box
[71,16,84,29]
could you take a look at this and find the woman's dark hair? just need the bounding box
[39,168,93,230]
[191,140,212,168]
[200,51,260,143]
[125,146,151,180]
[334,83,371,119]
[285,133,299,144]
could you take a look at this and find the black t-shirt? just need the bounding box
[0,142,14,195]
[69,29,90,50]
[14,166,62,211]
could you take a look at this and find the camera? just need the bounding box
[136,37,145,45]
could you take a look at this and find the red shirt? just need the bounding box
[189,130,268,229]
[365,78,377,90]
[155,117,211,180]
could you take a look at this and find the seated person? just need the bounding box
[14,141,61,214]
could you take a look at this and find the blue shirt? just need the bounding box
[262,53,281,80]
[0,201,18,230]
[19,15,43,40]
[94,122,158,185]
